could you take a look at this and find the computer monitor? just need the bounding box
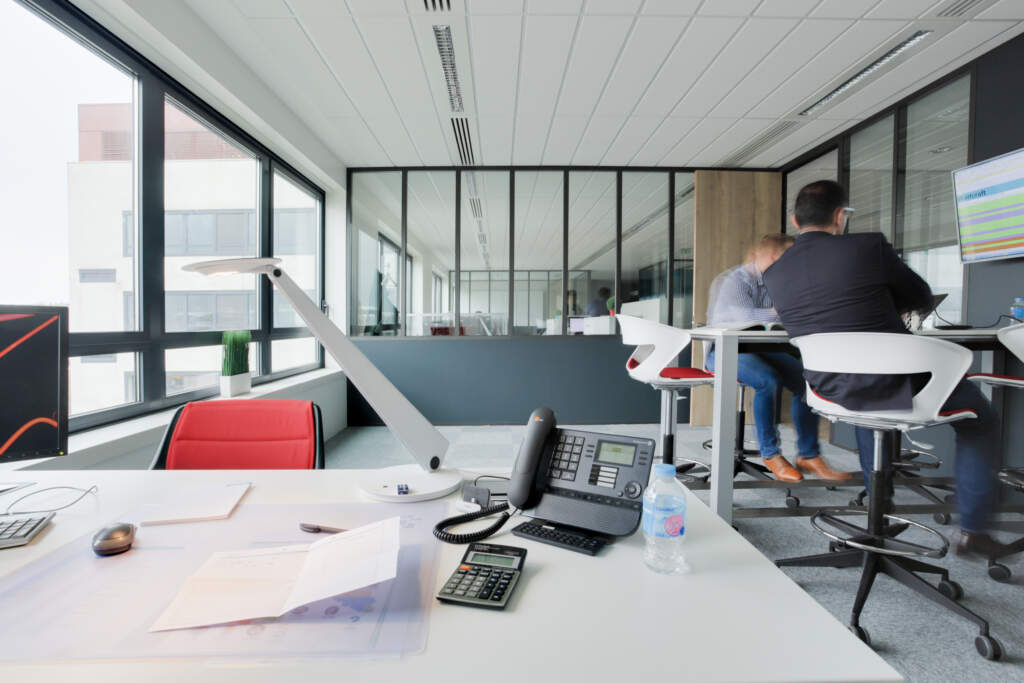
[0,305,68,463]
[953,146,1024,264]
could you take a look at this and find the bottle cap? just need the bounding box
[653,463,676,478]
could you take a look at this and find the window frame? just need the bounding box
[17,0,326,431]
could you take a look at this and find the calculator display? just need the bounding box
[468,552,518,567]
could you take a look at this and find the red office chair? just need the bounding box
[150,399,326,470]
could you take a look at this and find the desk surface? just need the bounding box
[0,470,901,683]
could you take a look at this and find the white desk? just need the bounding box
[690,327,1005,523]
[0,470,901,682]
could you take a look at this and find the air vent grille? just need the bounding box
[937,0,987,17]
[469,198,483,220]
[433,25,463,112]
[452,117,476,166]
[720,120,802,167]
[423,0,452,10]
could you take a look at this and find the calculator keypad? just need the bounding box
[438,564,519,608]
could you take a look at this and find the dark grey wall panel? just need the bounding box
[348,336,674,426]
[969,33,1024,476]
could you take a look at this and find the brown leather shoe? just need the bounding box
[796,456,854,481]
[762,456,803,482]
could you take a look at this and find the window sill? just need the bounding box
[5,368,344,471]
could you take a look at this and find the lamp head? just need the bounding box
[184,257,282,276]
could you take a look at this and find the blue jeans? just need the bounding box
[706,350,821,460]
[854,379,999,533]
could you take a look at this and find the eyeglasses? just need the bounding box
[841,207,855,233]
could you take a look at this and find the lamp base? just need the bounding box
[358,464,463,503]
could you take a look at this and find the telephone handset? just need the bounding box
[433,407,655,545]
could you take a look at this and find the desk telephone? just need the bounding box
[433,407,655,549]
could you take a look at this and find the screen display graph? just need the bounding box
[0,306,68,462]
[953,147,1024,263]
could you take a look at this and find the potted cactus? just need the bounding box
[220,330,251,397]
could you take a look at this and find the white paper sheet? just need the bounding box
[151,516,400,632]
[138,482,251,525]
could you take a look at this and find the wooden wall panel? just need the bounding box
[689,170,782,426]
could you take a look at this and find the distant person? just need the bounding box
[763,179,1005,557]
[587,287,612,317]
[706,234,852,483]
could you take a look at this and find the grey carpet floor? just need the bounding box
[327,423,1024,683]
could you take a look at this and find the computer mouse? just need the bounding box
[92,523,136,556]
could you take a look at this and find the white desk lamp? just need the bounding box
[183,257,462,502]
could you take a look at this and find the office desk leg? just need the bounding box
[711,336,739,523]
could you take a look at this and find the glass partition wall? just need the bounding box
[350,169,687,337]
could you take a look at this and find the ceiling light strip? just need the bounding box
[433,25,463,112]
[799,30,932,118]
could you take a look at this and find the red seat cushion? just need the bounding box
[166,400,316,470]
[659,367,715,380]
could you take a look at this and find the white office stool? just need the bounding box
[967,322,1024,581]
[617,315,714,479]
[775,332,1003,660]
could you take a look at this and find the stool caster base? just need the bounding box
[849,625,871,646]
[938,579,964,601]
[987,562,1012,582]
[976,634,1003,661]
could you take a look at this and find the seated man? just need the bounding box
[763,179,1004,557]
[586,287,612,317]
[705,233,851,483]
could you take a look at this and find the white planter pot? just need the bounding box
[220,373,251,397]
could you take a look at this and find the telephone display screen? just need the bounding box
[468,552,518,567]
[597,441,636,466]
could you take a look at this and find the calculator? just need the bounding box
[436,543,526,609]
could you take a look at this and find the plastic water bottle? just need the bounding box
[641,463,689,574]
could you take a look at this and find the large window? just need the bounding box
[569,172,615,329]
[621,172,670,323]
[462,171,510,336]
[782,73,972,324]
[514,172,561,335]
[407,172,455,336]
[3,0,324,430]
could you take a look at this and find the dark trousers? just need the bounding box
[854,379,1000,533]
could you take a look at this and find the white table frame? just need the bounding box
[689,328,1005,524]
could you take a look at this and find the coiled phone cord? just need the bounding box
[432,502,515,544]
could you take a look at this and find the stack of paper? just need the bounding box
[138,482,251,526]
[151,516,400,632]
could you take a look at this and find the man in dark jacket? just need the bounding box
[763,180,1004,557]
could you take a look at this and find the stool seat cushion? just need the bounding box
[659,366,715,380]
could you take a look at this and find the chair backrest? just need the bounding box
[997,323,1024,365]
[792,332,972,424]
[616,314,692,384]
[151,399,325,470]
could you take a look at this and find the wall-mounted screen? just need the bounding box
[0,306,68,463]
[953,147,1024,264]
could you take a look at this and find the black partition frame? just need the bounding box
[347,166,752,338]
[20,0,327,432]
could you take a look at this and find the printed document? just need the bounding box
[138,482,251,525]
[151,516,400,631]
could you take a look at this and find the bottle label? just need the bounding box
[642,495,685,538]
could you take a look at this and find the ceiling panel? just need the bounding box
[673,17,799,118]
[573,116,626,165]
[642,0,701,15]
[477,116,515,164]
[512,115,551,165]
[467,15,522,116]
[515,15,577,127]
[593,16,690,118]
[633,16,745,117]
[356,17,438,117]
[753,0,820,17]
[710,19,852,117]
[811,0,881,19]
[748,117,850,167]
[979,0,1024,20]
[866,0,942,19]
[542,116,588,164]
[698,0,762,16]
[689,118,777,165]
[660,118,737,166]
[630,117,698,165]
[747,19,907,118]
[585,0,644,14]
[527,0,583,15]
[555,15,633,117]
[465,0,525,14]
[232,0,292,19]
[602,116,663,165]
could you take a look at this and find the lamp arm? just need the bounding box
[266,266,448,471]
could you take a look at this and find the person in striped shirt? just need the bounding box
[705,233,852,483]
